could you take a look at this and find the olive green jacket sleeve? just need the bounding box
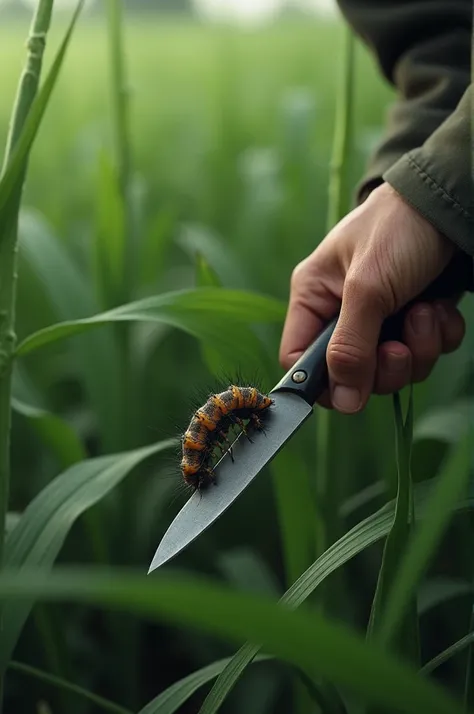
[336,0,474,279]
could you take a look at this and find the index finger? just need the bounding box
[279,269,341,371]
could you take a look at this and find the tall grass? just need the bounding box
[0,5,472,714]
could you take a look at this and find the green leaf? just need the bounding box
[464,608,474,710]
[200,473,474,714]
[367,389,420,665]
[177,223,250,290]
[420,633,474,676]
[271,446,317,586]
[138,655,271,714]
[11,397,85,469]
[196,252,222,288]
[19,208,124,451]
[0,438,176,670]
[0,567,469,714]
[8,660,131,714]
[378,432,472,648]
[5,513,21,535]
[94,149,126,308]
[0,0,84,218]
[16,287,286,356]
[193,258,274,378]
[418,578,473,616]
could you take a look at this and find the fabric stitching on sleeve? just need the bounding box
[406,153,472,221]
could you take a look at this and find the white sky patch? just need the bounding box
[193,0,338,25]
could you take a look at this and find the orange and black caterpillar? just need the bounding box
[181,385,273,493]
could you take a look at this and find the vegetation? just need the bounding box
[0,4,472,714]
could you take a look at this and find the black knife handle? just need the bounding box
[271,251,471,406]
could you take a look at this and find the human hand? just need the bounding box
[279,183,466,414]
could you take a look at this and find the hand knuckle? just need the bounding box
[328,331,370,373]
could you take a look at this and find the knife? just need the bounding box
[148,254,470,573]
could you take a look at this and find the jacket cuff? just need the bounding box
[383,152,474,292]
[383,151,474,257]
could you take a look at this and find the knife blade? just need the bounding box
[148,316,336,572]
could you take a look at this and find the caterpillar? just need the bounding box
[180,385,273,493]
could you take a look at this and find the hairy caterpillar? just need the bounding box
[180,385,273,493]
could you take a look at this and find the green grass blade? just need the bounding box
[418,578,473,616]
[367,389,420,664]
[8,661,131,714]
[196,252,221,288]
[378,431,472,648]
[11,397,85,469]
[199,473,474,713]
[19,208,124,451]
[138,655,270,714]
[0,567,469,714]
[420,633,474,676]
[15,288,285,370]
[0,0,84,216]
[0,438,176,670]
[93,150,126,308]
[295,669,348,714]
[271,447,317,585]
[464,606,474,711]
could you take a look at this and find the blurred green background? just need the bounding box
[1,1,473,713]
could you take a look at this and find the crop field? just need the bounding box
[0,9,473,714]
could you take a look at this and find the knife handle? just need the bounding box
[270,252,470,406]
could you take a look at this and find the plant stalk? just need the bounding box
[316,26,355,561]
[106,0,133,304]
[104,1,140,708]
[0,1,54,709]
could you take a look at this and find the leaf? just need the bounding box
[8,660,131,714]
[11,397,85,469]
[0,0,84,217]
[196,252,221,288]
[194,257,273,378]
[420,633,474,676]
[138,655,271,714]
[19,208,124,451]
[11,362,85,468]
[199,473,474,714]
[217,549,280,597]
[0,438,176,669]
[413,400,473,444]
[177,223,249,290]
[5,513,21,535]
[378,432,472,648]
[271,446,317,586]
[16,288,286,356]
[418,578,473,616]
[464,607,474,710]
[367,389,420,665]
[0,567,469,714]
[94,149,126,308]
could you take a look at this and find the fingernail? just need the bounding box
[435,303,448,324]
[411,308,434,337]
[332,385,361,413]
[385,351,408,372]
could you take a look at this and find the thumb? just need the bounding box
[327,274,388,414]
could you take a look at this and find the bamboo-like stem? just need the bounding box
[0,1,54,709]
[104,2,139,708]
[106,0,133,303]
[325,26,355,234]
[315,26,355,562]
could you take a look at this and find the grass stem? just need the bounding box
[316,25,355,561]
[0,1,55,709]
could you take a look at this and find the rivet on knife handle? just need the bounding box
[270,317,337,406]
